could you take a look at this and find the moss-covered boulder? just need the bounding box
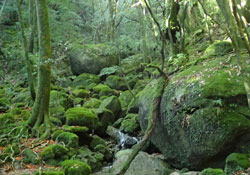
[61,160,91,175]
[98,96,121,117]
[56,132,79,148]
[83,98,101,108]
[120,113,139,134]
[72,73,100,89]
[225,153,250,175]
[72,89,90,98]
[204,40,233,57]
[94,149,172,175]
[75,147,104,171]
[92,84,116,97]
[104,75,128,90]
[40,144,69,165]
[138,56,250,169]
[201,168,225,175]
[65,107,98,129]
[118,90,134,112]
[69,44,119,75]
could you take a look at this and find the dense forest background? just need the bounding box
[0,0,250,175]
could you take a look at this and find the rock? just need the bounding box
[56,131,79,148]
[90,135,107,149]
[94,149,172,175]
[201,168,225,175]
[61,160,91,175]
[138,56,250,169]
[40,144,69,165]
[72,89,90,98]
[92,84,116,97]
[106,126,138,148]
[105,75,128,90]
[120,113,139,134]
[65,107,98,129]
[95,108,115,133]
[69,44,119,75]
[76,147,104,170]
[204,40,233,57]
[72,73,100,89]
[120,54,144,72]
[118,90,134,112]
[170,171,201,175]
[98,96,121,117]
[224,153,250,175]
[83,98,101,108]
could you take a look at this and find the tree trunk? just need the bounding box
[28,0,52,138]
[16,0,36,100]
[108,0,116,41]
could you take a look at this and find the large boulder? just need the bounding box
[138,56,250,169]
[69,44,119,75]
[94,149,172,175]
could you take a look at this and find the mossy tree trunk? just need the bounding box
[108,0,117,41]
[16,0,36,100]
[28,0,52,138]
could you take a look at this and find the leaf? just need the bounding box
[99,66,120,77]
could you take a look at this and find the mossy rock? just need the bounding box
[52,130,64,140]
[120,113,139,134]
[201,168,225,175]
[104,75,127,90]
[204,40,233,57]
[72,73,100,88]
[72,89,90,98]
[50,106,65,122]
[61,160,91,175]
[23,148,40,164]
[98,96,121,117]
[33,170,64,175]
[40,144,69,165]
[94,108,115,133]
[83,98,101,109]
[225,153,250,175]
[62,125,89,134]
[69,43,119,75]
[90,135,107,149]
[65,107,98,129]
[76,147,104,170]
[56,132,79,148]
[50,90,73,110]
[92,84,116,97]
[138,55,250,169]
[50,117,63,126]
[118,90,134,111]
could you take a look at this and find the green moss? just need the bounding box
[90,135,106,149]
[98,96,121,116]
[205,40,233,57]
[203,71,246,98]
[40,144,68,164]
[72,89,90,98]
[57,132,79,148]
[118,90,134,111]
[50,117,63,126]
[0,97,10,112]
[83,98,101,109]
[92,84,116,97]
[61,160,91,175]
[201,168,225,175]
[120,114,139,134]
[50,90,72,109]
[52,130,64,140]
[72,73,100,89]
[33,170,64,175]
[225,153,250,175]
[105,75,127,90]
[62,125,89,134]
[65,107,98,129]
[23,148,40,164]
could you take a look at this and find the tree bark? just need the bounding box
[28,0,52,138]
